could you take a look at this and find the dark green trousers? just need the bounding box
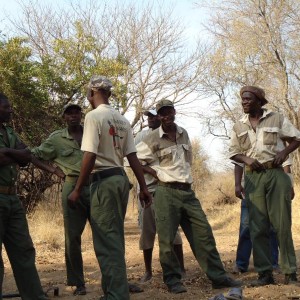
[245,168,296,274]
[62,182,90,287]
[0,194,47,300]
[90,174,130,300]
[154,185,227,286]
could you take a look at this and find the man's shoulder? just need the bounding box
[48,128,65,138]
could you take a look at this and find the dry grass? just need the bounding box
[27,173,300,250]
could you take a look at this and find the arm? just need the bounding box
[67,151,96,208]
[231,154,265,171]
[127,152,152,208]
[31,155,65,179]
[142,165,158,179]
[273,140,300,166]
[234,164,244,199]
[0,147,31,166]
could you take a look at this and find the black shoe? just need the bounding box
[250,272,275,287]
[128,283,143,293]
[167,282,187,294]
[73,285,86,295]
[284,273,298,285]
[212,276,242,289]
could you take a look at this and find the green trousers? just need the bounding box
[245,168,296,274]
[62,182,90,286]
[0,194,47,300]
[90,173,130,300]
[154,185,227,287]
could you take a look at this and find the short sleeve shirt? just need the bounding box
[32,127,83,176]
[136,124,193,184]
[229,109,300,163]
[0,126,25,186]
[81,104,136,171]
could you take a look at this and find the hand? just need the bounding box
[235,184,245,199]
[139,189,153,208]
[67,189,80,209]
[54,167,65,179]
[245,157,265,171]
[272,151,288,167]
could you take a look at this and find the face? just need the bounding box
[157,106,176,127]
[63,108,82,126]
[147,114,161,129]
[0,98,13,123]
[241,92,261,114]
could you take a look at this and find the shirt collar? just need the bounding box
[158,123,183,138]
[61,126,83,139]
[240,108,273,124]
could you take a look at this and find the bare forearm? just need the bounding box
[0,153,14,166]
[1,148,31,165]
[74,152,95,191]
[31,155,56,173]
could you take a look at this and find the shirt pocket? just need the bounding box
[60,149,79,165]
[237,131,251,150]
[182,144,192,163]
[157,148,173,167]
[263,127,279,145]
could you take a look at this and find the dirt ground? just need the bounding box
[2,202,300,300]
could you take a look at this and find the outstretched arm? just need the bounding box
[31,155,65,178]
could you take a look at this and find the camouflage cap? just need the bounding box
[62,103,82,116]
[156,99,174,113]
[240,86,268,106]
[88,75,113,91]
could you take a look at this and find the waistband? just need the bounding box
[65,175,89,186]
[158,181,191,191]
[0,186,17,195]
[245,161,282,172]
[90,167,125,183]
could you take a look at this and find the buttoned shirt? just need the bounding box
[0,126,24,186]
[136,124,193,184]
[229,109,300,163]
[32,127,83,176]
[81,104,136,171]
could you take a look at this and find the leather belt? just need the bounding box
[0,186,16,195]
[90,167,125,183]
[158,181,191,191]
[245,161,282,172]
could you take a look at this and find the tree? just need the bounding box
[10,0,207,132]
[195,0,300,176]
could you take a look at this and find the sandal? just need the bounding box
[226,287,243,300]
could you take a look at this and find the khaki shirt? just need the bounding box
[0,126,24,186]
[81,104,136,171]
[136,124,193,184]
[32,127,82,176]
[229,109,300,163]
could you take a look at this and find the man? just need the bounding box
[0,93,47,299]
[136,99,241,294]
[229,85,300,286]
[68,76,152,300]
[135,108,185,283]
[233,161,294,274]
[31,104,89,296]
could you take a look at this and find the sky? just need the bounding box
[0,0,228,171]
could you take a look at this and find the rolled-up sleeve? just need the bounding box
[228,129,242,159]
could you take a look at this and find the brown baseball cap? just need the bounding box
[240,86,268,106]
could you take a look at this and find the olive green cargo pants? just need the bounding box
[0,194,47,300]
[245,168,296,274]
[62,181,90,287]
[154,185,227,287]
[90,174,130,300]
